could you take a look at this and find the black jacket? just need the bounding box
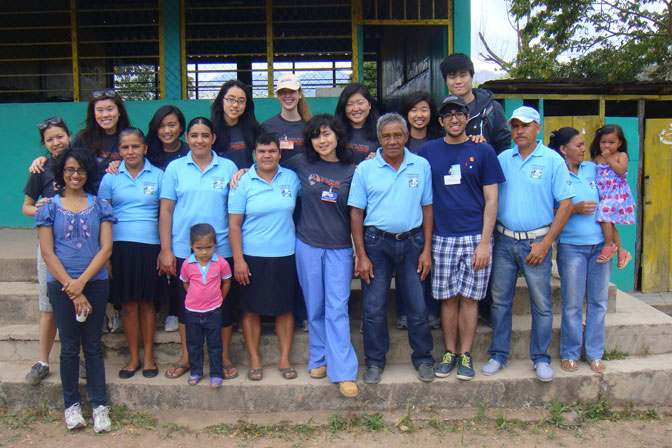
[465,88,511,154]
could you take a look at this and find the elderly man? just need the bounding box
[482,106,574,382]
[419,95,505,381]
[348,112,435,383]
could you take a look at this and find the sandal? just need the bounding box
[617,250,632,270]
[210,377,223,388]
[164,363,189,379]
[188,374,201,385]
[279,367,297,380]
[597,244,617,263]
[247,368,263,381]
[561,359,578,372]
[223,364,239,380]
[590,359,606,373]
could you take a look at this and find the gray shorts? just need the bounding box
[37,243,52,313]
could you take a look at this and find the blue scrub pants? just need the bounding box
[295,239,358,382]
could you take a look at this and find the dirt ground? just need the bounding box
[1,403,671,447]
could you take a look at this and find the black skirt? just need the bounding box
[109,241,167,306]
[235,254,297,316]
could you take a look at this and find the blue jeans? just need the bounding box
[185,307,223,378]
[488,233,553,365]
[295,239,358,382]
[48,280,108,409]
[557,243,611,361]
[395,275,439,318]
[361,228,433,368]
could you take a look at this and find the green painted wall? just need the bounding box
[453,0,471,56]
[163,0,182,100]
[2,97,339,228]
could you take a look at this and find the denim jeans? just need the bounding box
[361,228,433,368]
[395,275,439,318]
[557,242,611,361]
[48,280,109,409]
[185,307,223,378]
[488,233,553,365]
[295,239,358,382]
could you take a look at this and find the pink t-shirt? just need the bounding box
[179,253,232,312]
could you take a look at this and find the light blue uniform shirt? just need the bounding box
[497,141,574,231]
[98,159,163,244]
[347,148,433,233]
[228,164,301,257]
[161,151,238,259]
[557,161,604,245]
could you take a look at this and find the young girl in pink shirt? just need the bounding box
[179,224,232,387]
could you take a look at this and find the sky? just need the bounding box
[471,0,519,75]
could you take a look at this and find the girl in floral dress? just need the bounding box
[590,124,635,269]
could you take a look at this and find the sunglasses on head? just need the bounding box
[37,117,65,130]
[92,89,118,100]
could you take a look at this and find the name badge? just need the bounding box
[444,164,461,185]
[321,190,337,203]
[279,139,294,150]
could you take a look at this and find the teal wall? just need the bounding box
[2,97,339,228]
[453,0,471,56]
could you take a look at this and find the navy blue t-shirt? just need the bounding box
[419,138,505,237]
[260,114,305,161]
[347,128,378,164]
[218,123,252,169]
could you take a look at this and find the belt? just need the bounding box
[366,226,422,241]
[496,224,550,241]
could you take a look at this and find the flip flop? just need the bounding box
[279,367,297,380]
[561,359,578,372]
[210,377,223,388]
[164,363,189,379]
[188,374,201,385]
[590,359,606,373]
[247,368,263,381]
[223,364,239,380]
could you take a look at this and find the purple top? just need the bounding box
[35,194,115,283]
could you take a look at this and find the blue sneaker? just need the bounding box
[534,362,554,382]
[456,352,475,381]
[434,351,457,378]
[481,358,503,376]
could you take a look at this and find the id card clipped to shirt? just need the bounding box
[444,164,461,185]
[321,190,337,203]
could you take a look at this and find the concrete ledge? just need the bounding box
[1,355,671,411]
[0,282,39,323]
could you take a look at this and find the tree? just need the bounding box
[480,0,672,81]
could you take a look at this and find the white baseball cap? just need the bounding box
[275,74,301,92]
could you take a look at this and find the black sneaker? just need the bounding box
[416,363,434,382]
[434,351,457,378]
[456,352,475,381]
[363,366,384,384]
[25,362,49,384]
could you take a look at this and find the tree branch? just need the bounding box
[477,32,509,71]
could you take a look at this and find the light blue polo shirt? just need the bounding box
[347,148,432,233]
[161,151,238,259]
[557,161,604,245]
[497,141,574,231]
[228,164,301,257]
[98,159,163,244]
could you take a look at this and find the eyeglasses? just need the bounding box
[37,117,64,130]
[63,167,87,176]
[442,111,467,120]
[92,89,118,100]
[223,97,246,106]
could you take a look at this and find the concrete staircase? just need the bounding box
[1,228,671,411]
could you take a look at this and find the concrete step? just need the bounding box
[2,354,671,411]
[0,282,39,323]
[1,292,669,366]
[0,259,36,283]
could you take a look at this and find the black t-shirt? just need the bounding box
[347,127,378,164]
[23,157,59,200]
[219,123,252,169]
[152,140,190,171]
[282,154,355,249]
[407,136,429,154]
[71,132,121,190]
[260,114,305,161]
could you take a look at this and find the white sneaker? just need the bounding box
[109,312,123,333]
[64,403,86,430]
[92,405,111,433]
[164,315,179,332]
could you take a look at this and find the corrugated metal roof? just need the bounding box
[480,79,672,96]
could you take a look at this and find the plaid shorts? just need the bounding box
[431,234,493,300]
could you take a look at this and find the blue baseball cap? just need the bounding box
[507,106,540,126]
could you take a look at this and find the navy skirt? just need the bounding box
[109,241,167,306]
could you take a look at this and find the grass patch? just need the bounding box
[603,349,628,360]
[495,412,527,433]
[206,420,318,441]
[110,404,157,431]
[426,418,456,435]
[361,413,386,431]
[163,421,182,438]
[0,402,57,430]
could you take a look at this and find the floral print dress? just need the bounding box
[595,163,635,225]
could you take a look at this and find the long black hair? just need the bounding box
[211,80,259,158]
[74,91,131,155]
[334,83,379,142]
[146,105,185,165]
[400,91,443,140]
[589,124,628,160]
[548,127,580,155]
[52,148,98,194]
[303,114,350,163]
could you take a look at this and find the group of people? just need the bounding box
[21,53,635,433]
